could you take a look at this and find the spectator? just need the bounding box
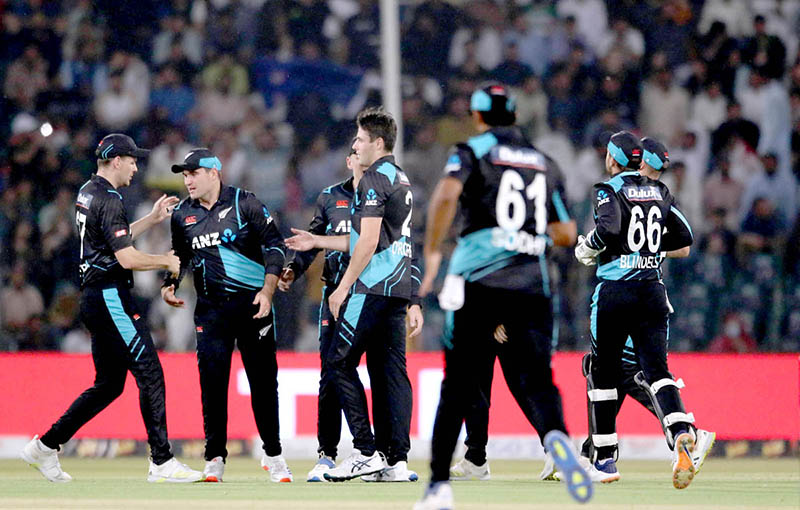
[738,153,797,226]
[703,155,744,230]
[707,312,758,353]
[512,74,549,139]
[698,0,752,38]
[244,124,292,214]
[555,0,608,50]
[94,68,146,131]
[4,45,49,111]
[596,17,645,63]
[192,75,248,131]
[0,261,45,350]
[660,161,703,234]
[150,65,196,126]
[738,197,786,255]
[152,13,203,67]
[435,95,477,148]
[639,61,690,145]
[735,67,792,170]
[741,14,787,80]
[343,0,380,70]
[201,54,249,97]
[691,81,728,133]
[145,127,192,193]
[490,42,533,87]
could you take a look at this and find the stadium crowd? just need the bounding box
[0,0,798,353]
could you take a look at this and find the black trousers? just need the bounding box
[429,283,567,482]
[194,294,281,460]
[41,286,172,464]
[317,285,342,459]
[580,359,656,458]
[590,280,687,456]
[329,293,412,465]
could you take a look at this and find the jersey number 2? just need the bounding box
[496,170,546,234]
[401,190,412,237]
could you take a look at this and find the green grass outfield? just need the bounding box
[0,457,797,509]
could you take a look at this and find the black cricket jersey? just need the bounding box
[166,185,285,299]
[287,177,354,287]
[586,171,694,281]
[443,126,571,296]
[349,156,421,301]
[75,174,134,288]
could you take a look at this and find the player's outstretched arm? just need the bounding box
[130,194,180,240]
[286,228,349,252]
[115,247,180,276]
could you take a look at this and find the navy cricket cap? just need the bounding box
[470,83,516,126]
[95,133,150,160]
[607,131,642,170]
[171,148,222,173]
[641,137,670,171]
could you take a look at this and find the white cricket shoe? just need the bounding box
[449,457,490,481]
[203,456,224,482]
[362,460,419,482]
[539,452,557,481]
[692,429,716,474]
[552,455,591,482]
[413,481,454,510]
[672,432,696,489]
[261,453,293,482]
[20,435,72,483]
[323,451,385,482]
[147,457,204,483]
[307,456,335,482]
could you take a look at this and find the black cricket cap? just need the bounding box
[470,82,516,126]
[95,133,150,159]
[641,137,670,171]
[171,148,222,173]
[607,131,642,170]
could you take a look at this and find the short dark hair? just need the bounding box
[356,107,396,152]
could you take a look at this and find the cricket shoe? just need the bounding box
[261,453,293,482]
[450,457,490,481]
[323,451,385,482]
[539,452,557,481]
[543,430,593,504]
[552,455,592,482]
[588,458,621,483]
[672,432,696,489]
[20,435,72,483]
[147,457,204,483]
[307,456,335,482]
[692,429,716,474]
[413,481,453,510]
[203,456,224,482]
[362,460,419,482]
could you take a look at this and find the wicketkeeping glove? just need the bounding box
[574,231,604,266]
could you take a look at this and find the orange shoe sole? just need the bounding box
[673,433,696,489]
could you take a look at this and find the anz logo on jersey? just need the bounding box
[191,228,237,249]
[333,220,351,233]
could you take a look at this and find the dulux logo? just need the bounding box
[626,187,663,201]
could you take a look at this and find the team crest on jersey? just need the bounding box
[185,215,197,225]
[365,188,378,206]
[626,186,663,201]
[336,200,349,208]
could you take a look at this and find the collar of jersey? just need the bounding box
[365,155,396,172]
[91,173,115,190]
